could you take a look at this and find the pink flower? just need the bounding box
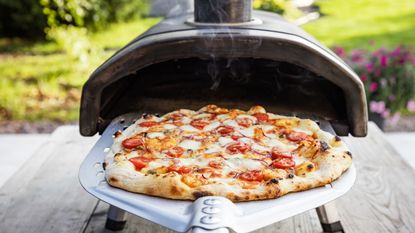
[351,50,365,63]
[380,55,388,67]
[369,82,378,92]
[366,63,374,72]
[389,112,401,125]
[369,101,385,113]
[392,47,401,57]
[360,74,367,81]
[381,109,390,118]
[334,47,345,57]
[407,100,415,112]
[388,95,396,101]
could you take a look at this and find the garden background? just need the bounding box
[1,0,415,133]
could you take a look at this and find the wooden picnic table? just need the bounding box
[1,123,415,233]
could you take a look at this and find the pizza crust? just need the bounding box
[105,105,353,202]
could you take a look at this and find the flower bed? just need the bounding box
[334,46,415,126]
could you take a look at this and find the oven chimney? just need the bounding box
[194,0,252,23]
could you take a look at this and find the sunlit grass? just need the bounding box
[0,17,160,121]
[303,0,415,50]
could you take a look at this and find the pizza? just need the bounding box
[104,105,352,202]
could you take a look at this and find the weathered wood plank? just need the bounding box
[83,201,322,233]
[0,126,99,233]
[338,123,415,233]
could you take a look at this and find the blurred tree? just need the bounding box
[0,0,47,37]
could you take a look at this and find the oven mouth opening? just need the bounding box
[99,57,347,125]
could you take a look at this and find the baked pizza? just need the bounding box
[104,105,352,202]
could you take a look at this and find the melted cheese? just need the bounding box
[223,119,239,128]
[204,121,220,131]
[163,124,176,130]
[179,140,201,150]
[237,127,255,137]
[147,132,165,139]
[225,158,263,171]
[218,137,234,146]
[180,125,199,132]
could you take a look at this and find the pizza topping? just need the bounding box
[122,136,144,149]
[286,131,310,142]
[319,141,330,152]
[216,125,234,136]
[252,113,269,122]
[129,157,153,170]
[271,148,293,159]
[236,118,254,128]
[139,121,159,127]
[334,136,341,141]
[107,105,352,201]
[226,142,251,154]
[190,119,210,130]
[179,140,201,151]
[208,160,223,169]
[272,158,295,169]
[168,165,192,174]
[239,170,264,182]
[166,146,185,158]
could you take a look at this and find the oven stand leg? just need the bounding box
[316,201,345,233]
[105,205,128,231]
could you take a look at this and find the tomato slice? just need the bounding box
[286,131,310,142]
[236,118,253,128]
[239,170,264,181]
[122,136,144,149]
[170,113,184,120]
[271,148,293,159]
[231,135,241,140]
[129,157,152,170]
[226,142,251,154]
[208,160,223,169]
[166,146,185,158]
[252,113,269,122]
[272,158,295,169]
[138,121,158,127]
[216,126,234,135]
[190,119,210,130]
[167,166,192,174]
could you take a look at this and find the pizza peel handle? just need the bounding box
[188,196,241,232]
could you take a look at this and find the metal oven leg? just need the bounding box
[105,205,128,231]
[316,201,344,233]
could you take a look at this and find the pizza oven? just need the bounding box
[79,1,366,232]
[80,0,368,138]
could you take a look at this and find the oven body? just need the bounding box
[80,11,367,138]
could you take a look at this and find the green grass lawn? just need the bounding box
[303,0,415,50]
[0,18,160,122]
